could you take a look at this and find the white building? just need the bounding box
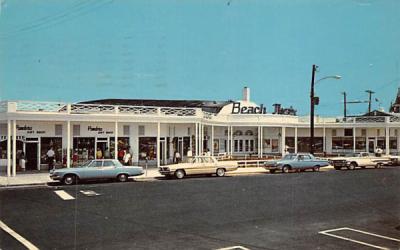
[1,87,399,176]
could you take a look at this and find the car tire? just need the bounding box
[269,169,275,174]
[175,169,185,179]
[348,162,356,170]
[216,168,226,177]
[63,174,77,185]
[375,163,382,169]
[313,165,320,172]
[117,174,129,182]
[282,165,290,173]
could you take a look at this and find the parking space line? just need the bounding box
[319,227,400,250]
[0,220,39,250]
[54,190,75,200]
[216,246,250,250]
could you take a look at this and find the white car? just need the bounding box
[158,156,238,179]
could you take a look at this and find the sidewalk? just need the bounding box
[0,166,334,187]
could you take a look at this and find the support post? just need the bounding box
[322,126,326,153]
[258,126,261,158]
[67,121,71,168]
[295,127,298,153]
[230,126,233,158]
[353,127,356,153]
[195,123,198,156]
[157,122,160,167]
[385,121,390,155]
[12,120,16,177]
[281,126,286,156]
[211,125,214,156]
[260,126,263,158]
[7,120,11,177]
[114,121,118,160]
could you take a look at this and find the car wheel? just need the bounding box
[269,169,275,174]
[348,162,356,170]
[282,165,290,173]
[313,165,320,172]
[117,174,129,182]
[216,168,226,177]
[375,163,382,169]
[63,175,77,185]
[175,169,185,179]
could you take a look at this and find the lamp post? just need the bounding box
[310,64,341,154]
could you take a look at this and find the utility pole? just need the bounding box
[310,65,317,155]
[341,92,347,118]
[366,90,375,113]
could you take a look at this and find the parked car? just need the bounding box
[50,159,144,185]
[264,153,329,174]
[158,156,238,179]
[329,152,391,170]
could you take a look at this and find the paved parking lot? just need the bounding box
[0,167,399,249]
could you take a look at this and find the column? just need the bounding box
[12,120,16,176]
[385,126,390,155]
[397,128,400,154]
[114,121,118,160]
[226,126,230,155]
[230,126,233,157]
[260,126,263,158]
[66,121,71,168]
[211,125,214,156]
[257,126,261,158]
[322,126,326,153]
[353,127,356,153]
[281,126,286,156]
[295,127,298,153]
[7,120,11,177]
[200,123,204,155]
[195,123,198,156]
[157,122,160,167]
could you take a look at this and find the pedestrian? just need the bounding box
[123,150,132,166]
[20,151,26,172]
[104,147,110,159]
[47,147,55,171]
[96,147,103,159]
[174,151,181,164]
[375,147,383,157]
[205,148,211,156]
[118,148,125,162]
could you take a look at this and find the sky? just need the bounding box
[0,0,399,116]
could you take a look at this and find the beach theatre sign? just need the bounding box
[231,102,267,115]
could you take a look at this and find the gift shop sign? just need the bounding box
[17,125,46,134]
[87,126,113,135]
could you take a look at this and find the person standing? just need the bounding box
[123,150,132,166]
[96,147,103,159]
[47,147,55,171]
[174,151,181,164]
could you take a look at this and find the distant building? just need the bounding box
[389,88,400,113]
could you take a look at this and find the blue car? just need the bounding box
[264,153,329,174]
[50,159,144,185]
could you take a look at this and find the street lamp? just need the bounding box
[310,64,341,155]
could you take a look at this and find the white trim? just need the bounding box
[7,120,11,177]
[12,120,16,176]
[67,121,71,168]
[157,122,160,168]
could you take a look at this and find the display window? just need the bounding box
[73,137,95,163]
[139,137,157,160]
[110,137,130,159]
[40,137,62,164]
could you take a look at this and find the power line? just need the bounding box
[0,0,114,39]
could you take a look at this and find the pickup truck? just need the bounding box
[329,152,391,170]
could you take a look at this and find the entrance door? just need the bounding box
[368,139,375,153]
[96,141,108,159]
[25,143,38,170]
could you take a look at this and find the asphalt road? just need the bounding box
[0,167,399,250]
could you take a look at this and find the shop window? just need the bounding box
[390,138,397,150]
[377,139,385,149]
[271,139,279,152]
[73,137,95,163]
[139,137,156,160]
[41,137,63,164]
[250,140,254,152]
[239,140,243,151]
[332,137,353,150]
[245,140,249,151]
[73,125,80,136]
[138,126,145,136]
[377,129,380,137]
[344,128,353,137]
[123,125,130,136]
[355,137,366,150]
[110,137,130,159]
[234,140,239,152]
[285,137,295,153]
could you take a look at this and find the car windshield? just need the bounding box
[78,160,93,168]
[283,154,296,160]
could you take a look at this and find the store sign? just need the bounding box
[17,125,45,134]
[87,126,113,135]
[231,102,266,115]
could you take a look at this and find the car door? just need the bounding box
[302,155,313,169]
[101,160,118,178]
[292,155,304,169]
[190,157,208,175]
[80,160,103,179]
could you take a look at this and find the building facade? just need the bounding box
[1,88,399,176]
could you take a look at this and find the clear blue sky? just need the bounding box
[1,0,399,116]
